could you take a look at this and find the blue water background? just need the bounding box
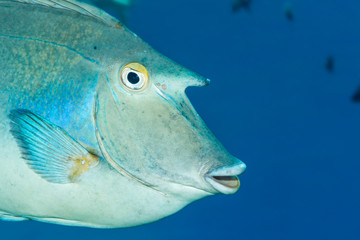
[2,0,359,239]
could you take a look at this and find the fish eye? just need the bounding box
[120,63,149,91]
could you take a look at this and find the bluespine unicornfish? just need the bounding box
[0,0,246,228]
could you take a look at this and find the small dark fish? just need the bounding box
[284,3,294,21]
[326,56,335,73]
[232,0,251,13]
[351,86,360,103]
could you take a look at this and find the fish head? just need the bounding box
[94,34,246,199]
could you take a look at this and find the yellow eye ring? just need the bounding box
[120,63,149,91]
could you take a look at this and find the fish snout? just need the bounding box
[205,160,246,194]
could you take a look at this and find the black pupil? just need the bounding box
[127,71,140,85]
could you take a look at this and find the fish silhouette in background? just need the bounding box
[351,86,360,103]
[326,56,335,73]
[284,2,294,21]
[232,0,251,13]
[0,0,246,228]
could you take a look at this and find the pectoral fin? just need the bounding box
[9,109,99,184]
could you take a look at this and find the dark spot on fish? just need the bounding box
[94,46,97,50]
[326,56,334,73]
[352,86,360,103]
[232,0,251,13]
[170,113,178,120]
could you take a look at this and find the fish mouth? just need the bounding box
[205,162,246,194]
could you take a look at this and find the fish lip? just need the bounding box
[205,162,246,194]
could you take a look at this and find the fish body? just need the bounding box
[0,0,246,228]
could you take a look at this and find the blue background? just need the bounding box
[2,0,360,239]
